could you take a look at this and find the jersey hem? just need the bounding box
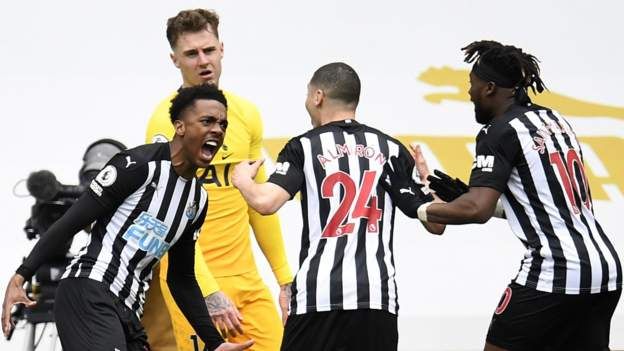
[293,302,398,316]
[513,278,622,294]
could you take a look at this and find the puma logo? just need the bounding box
[399,187,415,195]
[125,156,137,168]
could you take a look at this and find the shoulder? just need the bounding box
[223,90,260,117]
[223,90,258,110]
[120,143,169,169]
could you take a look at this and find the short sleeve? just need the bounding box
[87,152,147,211]
[267,138,305,198]
[469,125,520,192]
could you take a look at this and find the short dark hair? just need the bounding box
[310,62,361,107]
[169,84,227,124]
[462,40,546,103]
[166,9,220,49]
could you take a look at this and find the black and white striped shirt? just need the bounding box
[269,119,414,315]
[469,103,622,294]
[62,143,208,315]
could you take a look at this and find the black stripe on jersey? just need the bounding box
[157,167,180,221]
[543,111,610,291]
[164,179,193,242]
[305,133,329,313]
[115,163,162,301]
[376,137,391,309]
[352,132,370,308]
[505,188,544,285]
[329,131,349,309]
[516,115,571,291]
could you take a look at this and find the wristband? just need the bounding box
[417,202,432,222]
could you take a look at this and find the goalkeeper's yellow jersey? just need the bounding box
[146,90,292,291]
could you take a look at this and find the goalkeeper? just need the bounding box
[141,9,293,351]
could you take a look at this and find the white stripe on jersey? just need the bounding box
[341,132,360,310]
[384,140,400,313]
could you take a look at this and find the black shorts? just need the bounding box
[54,278,149,351]
[487,282,621,351]
[281,309,397,351]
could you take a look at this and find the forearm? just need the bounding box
[248,210,293,285]
[167,243,224,350]
[425,196,493,224]
[237,179,281,215]
[167,276,223,349]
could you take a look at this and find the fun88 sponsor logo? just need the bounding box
[123,211,171,258]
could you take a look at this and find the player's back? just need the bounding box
[490,104,621,294]
[282,119,412,316]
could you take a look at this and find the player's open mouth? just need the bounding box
[199,70,212,79]
[201,140,219,159]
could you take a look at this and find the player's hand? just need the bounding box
[409,143,431,183]
[215,339,255,350]
[205,291,243,338]
[381,156,433,218]
[426,169,469,202]
[279,283,292,325]
[231,159,264,189]
[2,274,35,337]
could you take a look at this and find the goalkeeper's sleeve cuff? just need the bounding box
[273,264,294,286]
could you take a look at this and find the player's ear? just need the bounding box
[485,81,497,96]
[174,119,185,136]
[314,88,325,107]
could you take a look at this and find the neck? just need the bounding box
[169,138,196,180]
[318,108,356,127]
[491,98,515,121]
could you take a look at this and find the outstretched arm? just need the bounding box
[421,186,501,224]
[3,193,111,336]
[232,159,291,215]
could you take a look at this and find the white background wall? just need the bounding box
[1,1,623,350]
